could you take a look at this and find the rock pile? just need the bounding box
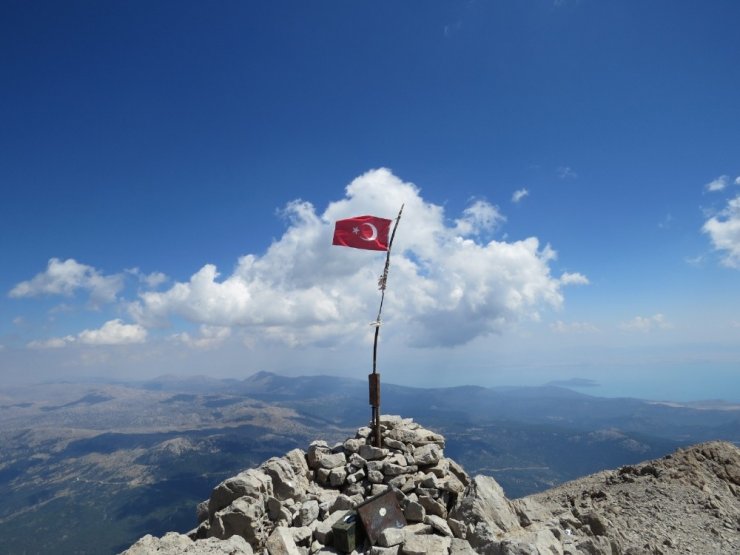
[123,417,740,555]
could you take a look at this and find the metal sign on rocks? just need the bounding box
[355,488,407,546]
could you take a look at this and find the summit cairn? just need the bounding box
[123,416,740,554]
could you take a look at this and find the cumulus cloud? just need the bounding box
[28,319,147,349]
[78,319,147,345]
[550,320,599,333]
[702,195,740,268]
[511,188,529,203]
[620,313,671,333]
[453,200,505,236]
[9,258,123,305]
[559,272,589,286]
[171,325,232,349]
[735,176,740,185]
[126,267,168,288]
[129,169,581,348]
[27,336,75,349]
[705,175,729,192]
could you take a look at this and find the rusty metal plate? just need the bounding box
[356,488,406,545]
[368,372,380,406]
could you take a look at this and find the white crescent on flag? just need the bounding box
[361,222,378,241]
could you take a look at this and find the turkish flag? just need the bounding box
[332,215,392,251]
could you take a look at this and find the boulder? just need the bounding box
[208,469,272,515]
[401,534,451,554]
[265,526,301,555]
[262,456,308,502]
[293,499,319,527]
[209,496,267,546]
[413,444,442,467]
[122,532,254,554]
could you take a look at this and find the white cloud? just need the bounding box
[550,320,600,333]
[172,325,232,349]
[702,195,740,268]
[559,272,589,286]
[126,267,168,288]
[9,258,123,304]
[78,319,147,345]
[620,313,671,333]
[27,336,75,349]
[735,176,740,186]
[28,319,147,349]
[129,168,576,348]
[557,166,577,180]
[453,200,505,236]
[705,175,729,192]
[511,189,529,203]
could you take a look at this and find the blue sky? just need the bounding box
[2,1,739,401]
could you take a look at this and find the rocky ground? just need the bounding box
[122,416,740,554]
[532,441,740,554]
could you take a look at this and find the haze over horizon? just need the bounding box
[2,1,739,402]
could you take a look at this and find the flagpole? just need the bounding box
[369,204,404,447]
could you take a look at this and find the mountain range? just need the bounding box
[0,371,738,553]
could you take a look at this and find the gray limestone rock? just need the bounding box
[401,534,451,554]
[122,533,254,554]
[424,514,453,537]
[418,495,447,519]
[447,517,466,539]
[383,438,407,452]
[384,463,411,477]
[328,467,347,487]
[360,444,388,461]
[262,456,308,502]
[318,452,347,470]
[386,427,445,449]
[449,538,477,555]
[197,500,210,524]
[265,526,301,555]
[209,469,272,515]
[329,494,355,512]
[343,438,364,453]
[294,500,319,527]
[307,441,331,470]
[403,500,425,523]
[413,444,442,467]
[291,526,312,546]
[209,496,267,546]
[451,475,520,534]
[378,527,405,548]
[403,523,432,535]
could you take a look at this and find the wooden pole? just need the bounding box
[370,204,404,447]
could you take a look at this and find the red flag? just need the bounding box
[332,215,392,251]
